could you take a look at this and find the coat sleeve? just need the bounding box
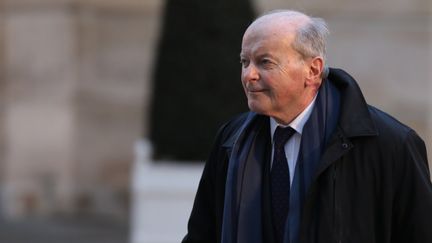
[182,124,230,243]
[392,130,432,242]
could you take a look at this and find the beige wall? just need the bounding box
[0,0,162,219]
[3,2,78,217]
[73,1,162,217]
[254,0,430,15]
[0,3,6,211]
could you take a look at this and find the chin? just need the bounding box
[247,101,271,116]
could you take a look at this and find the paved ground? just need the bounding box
[0,217,129,243]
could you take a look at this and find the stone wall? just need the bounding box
[0,0,162,219]
[0,2,6,218]
[2,1,78,217]
[73,0,162,218]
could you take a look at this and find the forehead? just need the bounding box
[241,25,295,56]
[241,14,306,53]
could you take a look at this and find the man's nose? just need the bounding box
[242,64,259,82]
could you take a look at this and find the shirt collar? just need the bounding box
[270,94,318,141]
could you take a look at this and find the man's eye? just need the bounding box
[240,59,249,67]
[261,59,272,65]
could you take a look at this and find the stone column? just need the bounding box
[74,0,158,219]
[0,0,6,218]
[2,0,78,218]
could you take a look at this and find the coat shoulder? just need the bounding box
[366,105,428,174]
[367,105,422,144]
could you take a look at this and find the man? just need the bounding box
[182,10,432,243]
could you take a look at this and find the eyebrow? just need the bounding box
[257,53,275,59]
[239,52,276,60]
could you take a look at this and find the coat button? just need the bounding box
[341,143,349,149]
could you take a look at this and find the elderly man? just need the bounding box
[182,10,432,243]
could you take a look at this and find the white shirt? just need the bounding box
[270,96,317,186]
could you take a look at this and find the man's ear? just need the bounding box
[305,56,324,88]
[309,56,324,79]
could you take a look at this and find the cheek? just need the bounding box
[241,71,250,87]
[269,80,297,102]
[241,80,248,94]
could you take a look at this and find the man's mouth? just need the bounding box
[248,89,265,93]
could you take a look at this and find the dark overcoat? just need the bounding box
[183,68,432,243]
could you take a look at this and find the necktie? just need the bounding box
[271,126,296,243]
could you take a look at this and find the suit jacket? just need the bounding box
[182,68,432,243]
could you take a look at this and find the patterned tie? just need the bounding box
[271,126,296,243]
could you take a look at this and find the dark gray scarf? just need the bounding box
[221,79,340,243]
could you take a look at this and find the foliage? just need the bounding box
[150,0,255,161]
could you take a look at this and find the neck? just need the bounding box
[272,92,318,125]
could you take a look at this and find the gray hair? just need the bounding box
[257,10,330,78]
[293,16,330,78]
[293,17,329,61]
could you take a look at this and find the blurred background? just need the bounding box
[0,0,430,242]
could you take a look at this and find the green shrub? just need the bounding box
[150,0,255,161]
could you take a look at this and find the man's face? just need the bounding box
[240,26,311,124]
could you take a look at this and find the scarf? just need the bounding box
[221,79,340,243]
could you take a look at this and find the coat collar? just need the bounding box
[328,68,379,138]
